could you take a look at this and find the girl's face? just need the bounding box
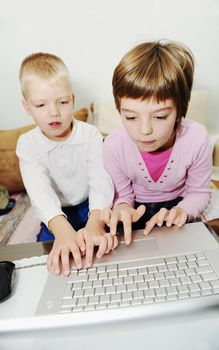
[22,76,74,141]
[120,97,178,152]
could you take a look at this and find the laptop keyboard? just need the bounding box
[60,252,219,314]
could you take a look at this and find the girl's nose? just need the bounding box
[140,120,153,135]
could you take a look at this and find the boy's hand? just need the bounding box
[47,216,83,276]
[144,207,188,235]
[101,203,146,245]
[77,210,119,268]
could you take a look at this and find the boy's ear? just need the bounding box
[71,94,75,107]
[22,99,32,116]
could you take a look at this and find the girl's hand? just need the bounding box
[101,203,146,245]
[144,207,188,235]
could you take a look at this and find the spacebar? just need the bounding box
[118,257,166,270]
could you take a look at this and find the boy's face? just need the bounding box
[22,76,74,141]
[120,97,177,152]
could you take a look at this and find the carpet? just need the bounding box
[0,192,33,244]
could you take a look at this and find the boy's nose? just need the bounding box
[49,104,60,117]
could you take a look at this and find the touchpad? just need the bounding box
[95,236,158,265]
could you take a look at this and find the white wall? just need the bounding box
[0,0,219,130]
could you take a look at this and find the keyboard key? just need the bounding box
[190,291,201,298]
[211,280,219,289]
[188,283,200,292]
[106,286,116,294]
[177,255,187,263]
[93,280,102,288]
[155,288,166,297]
[116,285,127,293]
[166,286,178,295]
[127,283,137,292]
[165,257,177,264]
[122,292,132,301]
[202,273,218,282]
[196,266,214,274]
[77,297,88,307]
[111,293,122,303]
[167,264,177,271]
[133,290,144,300]
[88,296,99,305]
[95,287,105,296]
[106,264,117,272]
[186,254,196,261]
[195,252,206,260]
[177,285,189,294]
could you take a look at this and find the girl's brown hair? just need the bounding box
[113,40,194,126]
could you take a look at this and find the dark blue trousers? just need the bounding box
[37,199,89,242]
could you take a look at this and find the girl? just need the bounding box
[102,40,212,245]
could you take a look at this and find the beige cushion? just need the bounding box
[91,101,121,137]
[0,108,88,193]
[186,90,208,125]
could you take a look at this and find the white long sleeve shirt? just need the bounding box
[16,120,114,225]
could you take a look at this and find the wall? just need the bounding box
[0,0,219,130]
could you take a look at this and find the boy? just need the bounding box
[102,40,212,244]
[17,52,117,276]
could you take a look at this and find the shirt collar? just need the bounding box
[35,119,84,152]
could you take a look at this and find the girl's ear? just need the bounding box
[174,117,182,130]
[71,94,75,107]
[22,99,32,116]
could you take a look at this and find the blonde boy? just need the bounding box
[17,53,117,275]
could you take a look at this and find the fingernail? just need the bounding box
[55,269,60,275]
[166,222,171,227]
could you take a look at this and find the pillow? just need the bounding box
[90,101,121,137]
[74,108,88,122]
[0,108,88,194]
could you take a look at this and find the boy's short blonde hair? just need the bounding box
[19,52,71,98]
[112,40,194,125]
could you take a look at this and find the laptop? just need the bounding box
[35,222,219,327]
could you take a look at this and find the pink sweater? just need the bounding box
[103,118,212,218]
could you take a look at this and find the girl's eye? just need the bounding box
[60,100,69,105]
[126,117,136,120]
[36,104,44,108]
[154,115,167,120]
[124,115,137,120]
